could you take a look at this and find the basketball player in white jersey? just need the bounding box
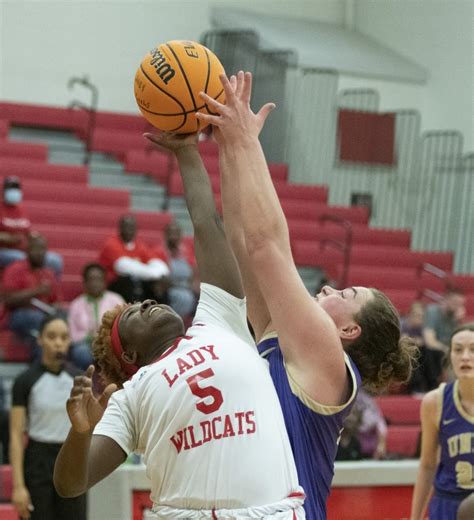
[53,132,305,519]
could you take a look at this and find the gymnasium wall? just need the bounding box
[0,0,343,112]
[341,0,474,151]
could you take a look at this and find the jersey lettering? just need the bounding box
[455,461,474,489]
[161,344,220,388]
[170,410,257,453]
[187,368,223,415]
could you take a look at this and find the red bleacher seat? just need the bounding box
[94,111,148,133]
[0,158,88,185]
[348,266,419,291]
[125,149,175,185]
[0,120,9,138]
[197,139,218,157]
[0,465,13,501]
[0,141,48,161]
[36,224,164,252]
[288,221,411,247]
[383,290,418,315]
[61,275,83,301]
[0,101,87,133]
[24,202,172,231]
[0,331,30,362]
[386,425,420,457]
[91,128,148,159]
[0,504,18,520]
[21,180,129,207]
[375,396,421,425]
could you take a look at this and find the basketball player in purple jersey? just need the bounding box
[411,323,474,520]
[196,71,417,519]
[53,132,305,518]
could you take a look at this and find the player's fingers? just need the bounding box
[98,383,118,408]
[257,102,276,123]
[235,70,245,98]
[241,71,253,104]
[219,73,236,103]
[195,112,222,126]
[229,74,237,91]
[199,91,225,113]
[85,365,95,379]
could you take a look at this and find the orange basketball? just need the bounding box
[134,40,225,133]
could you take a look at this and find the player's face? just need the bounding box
[450,330,474,380]
[315,286,373,330]
[38,319,71,368]
[118,299,185,355]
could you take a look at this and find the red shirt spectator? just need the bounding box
[2,259,60,310]
[99,235,157,283]
[0,176,31,249]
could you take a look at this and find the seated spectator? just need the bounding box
[99,214,169,303]
[2,233,61,357]
[401,302,429,393]
[0,176,63,276]
[154,221,198,319]
[422,288,466,389]
[336,389,387,460]
[68,263,124,369]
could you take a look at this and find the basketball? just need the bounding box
[134,40,225,133]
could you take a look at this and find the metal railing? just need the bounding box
[67,75,98,166]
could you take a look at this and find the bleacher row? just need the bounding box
[1,101,474,357]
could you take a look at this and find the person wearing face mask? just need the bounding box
[0,176,63,277]
[9,316,86,520]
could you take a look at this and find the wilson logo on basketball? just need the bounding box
[149,48,175,84]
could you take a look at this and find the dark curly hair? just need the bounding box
[346,289,419,392]
[92,303,130,388]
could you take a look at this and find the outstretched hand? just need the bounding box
[196,71,275,144]
[66,365,117,434]
[144,131,198,154]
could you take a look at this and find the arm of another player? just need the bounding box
[144,132,244,299]
[53,366,125,497]
[409,390,439,520]
[197,72,348,404]
[215,78,271,340]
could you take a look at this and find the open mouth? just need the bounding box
[148,305,162,317]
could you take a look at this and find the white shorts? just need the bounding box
[146,490,306,519]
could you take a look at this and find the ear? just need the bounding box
[339,321,362,342]
[121,350,137,365]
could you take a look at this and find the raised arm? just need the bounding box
[214,79,271,339]
[54,366,124,497]
[196,72,348,404]
[144,132,243,299]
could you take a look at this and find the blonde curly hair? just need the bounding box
[92,303,130,388]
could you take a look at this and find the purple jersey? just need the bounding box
[258,334,361,519]
[434,381,474,499]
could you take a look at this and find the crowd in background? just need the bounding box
[0,172,468,468]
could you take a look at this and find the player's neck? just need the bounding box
[144,335,184,365]
[457,378,474,405]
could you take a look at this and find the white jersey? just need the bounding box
[94,283,302,513]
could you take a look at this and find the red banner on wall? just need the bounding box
[337,109,396,166]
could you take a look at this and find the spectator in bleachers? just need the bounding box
[410,323,474,520]
[154,221,198,320]
[99,214,170,303]
[9,315,86,520]
[2,233,61,357]
[401,301,430,393]
[68,263,124,369]
[0,176,63,277]
[336,388,387,461]
[0,376,9,463]
[422,288,466,389]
